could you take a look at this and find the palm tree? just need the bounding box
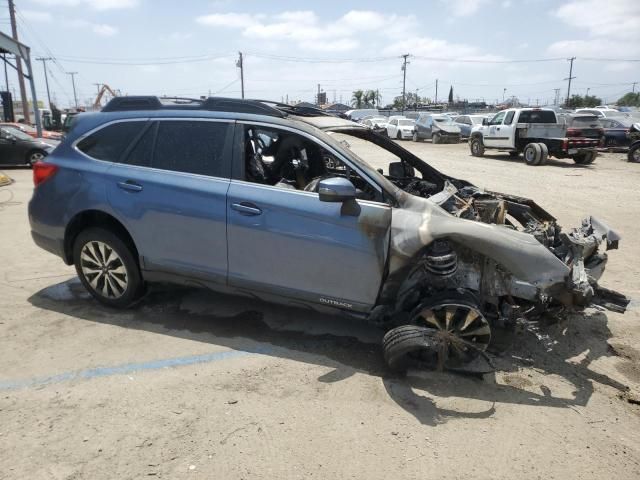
[351,90,364,108]
[364,90,377,107]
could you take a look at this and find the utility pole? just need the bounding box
[401,54,409,114]
[633,82,637,93]
[93,83,101,96]
[8,0,30,123]
[67,72,78,108]
[554,88,560,106]
[3,54,9,92]
[503,88,507,102]
[564,56,576,107]
[317,83,320,105]
[435,79,438,104]
[236,52,245,99]
[415,88,419,111]
[36,57,53,109]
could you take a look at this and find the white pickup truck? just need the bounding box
[469,108,599,166]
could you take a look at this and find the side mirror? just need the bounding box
[482,118,488,126]
[318,177,356,203]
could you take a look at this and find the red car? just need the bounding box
[0,122,63,141]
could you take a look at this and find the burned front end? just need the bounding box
[378,171,629,371]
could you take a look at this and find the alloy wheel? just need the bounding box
[80,241,129,299]
[413,302,491,368]
[29,151,45,165]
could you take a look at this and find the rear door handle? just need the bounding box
[231,202,262,216]
[117,180,143,192]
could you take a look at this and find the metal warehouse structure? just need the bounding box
[0,30,42,136]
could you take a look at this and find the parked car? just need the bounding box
[470,108,599,165]
[628,123,640,162]
[0,122,63,141]
[599,117,633,147]
[345,109,379,121]
[564,114,604,142]
[386,118,415,140]
[575,108,630,119]
[362,117,389,136]
[29,95,628,372]
[414,114,461,143]
[0,125,54,166]
[454,115,488,139]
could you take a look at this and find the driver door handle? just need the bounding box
[231,202,262,216]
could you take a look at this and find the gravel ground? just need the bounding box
[1,143,639,480]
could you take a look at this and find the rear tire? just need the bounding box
[629,143,640,163]
[432,132,441,144]
[573,150,596,165]
[470,137,484,157]
[26,149,47,167]
[537,142,549,165]
[524,143,541,166]
[412,131,420,142]
[73,227,144,308]
[396,131,401,140]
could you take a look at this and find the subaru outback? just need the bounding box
[29,96,628,371]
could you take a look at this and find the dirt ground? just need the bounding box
[1,143,639,480]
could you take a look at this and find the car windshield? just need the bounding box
[434,116,453,124]
[398,120,415,126]
[570,116,601,127]
[2,126,33,141]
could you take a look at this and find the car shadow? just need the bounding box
[478,153,595,169]
[28,278,629,427]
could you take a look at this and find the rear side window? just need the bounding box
[152,120,231,177]
[518,110,556,123]
[76,121,146,161]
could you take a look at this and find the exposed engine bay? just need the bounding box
[322,126,630,372]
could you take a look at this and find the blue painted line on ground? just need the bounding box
[0,348,266,392]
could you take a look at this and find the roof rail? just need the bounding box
[101,95,286,117]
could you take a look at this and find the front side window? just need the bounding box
[152,120,231,177]
[77,121,146,162]
[489,112,505,125]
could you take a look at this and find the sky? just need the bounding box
[0,0,638,109]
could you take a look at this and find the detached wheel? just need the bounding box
[470,137,484,157]
[26,149,47,166]
[432,132,441,144]
[629,143,640,163]
[73,228,144,308]
[524,143,542,165]
[538,142,549,165]
[573,150,596,165]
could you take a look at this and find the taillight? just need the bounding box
[567,128,581,137]
[33,162,59,187]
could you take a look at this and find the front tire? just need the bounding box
[470,137,484,157]
[412,131,420,142]
[73,228,144,308]
[432,132,441,144]
[396,131,401,140]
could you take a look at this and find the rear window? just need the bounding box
[569,116,601,127]
[152,120,231,177]
[77,121,146,162]
[517,110,557,123]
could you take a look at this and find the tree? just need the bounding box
[617,92,640,107]
[364,90,377,107]
[392,92,421,109]
[566,94,602,108]
[448,86,454,104]
[351,90,364,108]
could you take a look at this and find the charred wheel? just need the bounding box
[383,291,491,371]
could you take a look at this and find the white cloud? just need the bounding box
[445,0,489,17]
[31,0,138,9]
[553,0,639,40]
[547,38,639,58]
[20,9,53,22]
[196,10,415,52]
[63,18,118,36]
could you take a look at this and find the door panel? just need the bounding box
[106,165,230,282]
[226,181,391,311]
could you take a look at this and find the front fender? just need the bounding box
[388,194,569,290]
